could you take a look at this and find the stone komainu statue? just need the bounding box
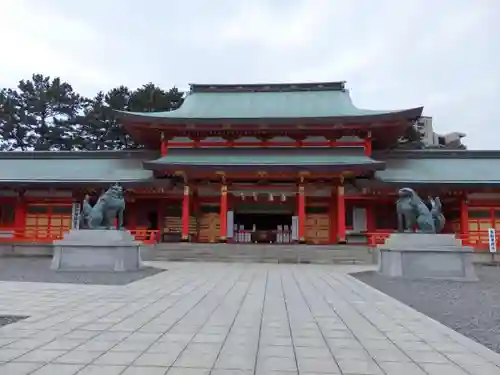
[396,188,445,233]
[80,183,126,230]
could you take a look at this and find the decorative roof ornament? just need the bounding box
[268,193,274,202]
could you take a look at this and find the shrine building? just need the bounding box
[0,81,499,251]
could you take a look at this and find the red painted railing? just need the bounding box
[0,227,159,245]
[457,230,500,251]
[366,231,392,247]
[366,230,500,252]
[128,229,159,244]
[0,226,65,243]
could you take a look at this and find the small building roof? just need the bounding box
[143,147,384,173]
[117,82,423,124]
[373,150,500,187]
[0,151,156,186]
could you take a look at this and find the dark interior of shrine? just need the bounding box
[234,213,292,231]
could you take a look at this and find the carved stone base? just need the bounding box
[51,230,142,272]
[378,233,478,281]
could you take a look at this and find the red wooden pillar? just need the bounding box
[460,198,469,237]
[181,185,190,241]
[337,186,346,243]
[157,200,164,242]
[192,189,199,242]
[329,188,337,244]
[364,137,372,156]
[298,184,306,243]
[160,132,168,156]
[220,185,228,242]
[14,192,26,238]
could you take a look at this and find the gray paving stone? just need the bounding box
[367,347,412,362]
[30,363,84,375]
[15,349,67,363]
[297,357,339,373]
[76,364,127,375]
[53,350,106,364]
[257,345,294,358]
[0,361,44,375]
[214,353,255,370]
[121,366,168,375]
[93,351,141,365]
[0,348,26,362]
[336,358,384,374]
[420,362,470,375]
[0,262,500,374]
[405,349,451,363]
[256,356,297,372]
[377,361,427,375]
[294,346,332,359]
[166,368,210,374]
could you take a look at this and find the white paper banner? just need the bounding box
[488,228,496,253]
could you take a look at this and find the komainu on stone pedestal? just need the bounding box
[378,188,476,281]
[396,188,445,233]
[51,230,142,272]
[378,233,477,281]
[80,183,126,230]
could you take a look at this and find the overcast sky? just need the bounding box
[1,0,498,149]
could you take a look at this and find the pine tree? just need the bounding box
[15,74,83,150]
[0,88,30,150]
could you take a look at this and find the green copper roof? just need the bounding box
[375,151,500,185]
[144,148,384,172]
[0,151,154,184]
[117,82,423,123]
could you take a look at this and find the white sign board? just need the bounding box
[71,202,81,230]
[291,216,299,241]
[227,211,234,239]
[488,228,496,253]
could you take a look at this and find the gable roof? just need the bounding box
[143,147,384,173]
[116,82,423,124]
[0,151,155,185]
[373,150,500,186]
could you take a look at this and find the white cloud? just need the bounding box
[0,0,118,95]
[0,0,498,149]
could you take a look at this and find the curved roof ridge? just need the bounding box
[116,87,423,121]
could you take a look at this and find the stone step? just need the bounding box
[151,243,374,264]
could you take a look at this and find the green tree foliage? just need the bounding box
[80,83,183,150]
[0,75,183,151]
[0,88,29,150]
[16,74,82,150]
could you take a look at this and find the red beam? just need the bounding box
[167,141,366,148]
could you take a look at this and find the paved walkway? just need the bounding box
[0,263,499,375]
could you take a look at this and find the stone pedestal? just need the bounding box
[51,230,142,272]
[378,233,478,281]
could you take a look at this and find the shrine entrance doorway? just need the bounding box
[232,203,295,244]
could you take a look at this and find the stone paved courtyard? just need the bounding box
[1,262,500,374]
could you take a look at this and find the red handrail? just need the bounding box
[128,229,159,244]
[366,230,500,252]
[0,227,159,245]
[366,231,392,247]
[457,230,500,252]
